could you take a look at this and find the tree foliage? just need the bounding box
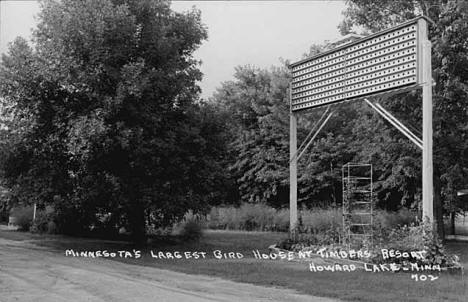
[0,0,222,242]
[339,0,468,237]
[211,66,290,207]
[1,0,467,242]
[212,0,468,224]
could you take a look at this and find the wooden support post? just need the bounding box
[419,18,434,223]
[289,90,298,237]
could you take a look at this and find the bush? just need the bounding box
[179,220,204,241]
[279,220,461,268]
[10,206,34,231]
[30,206,57,234]
[373,208,419,241]
[374,208,418,229]
[54,203,94,236]
[47,221,57,234]
[174,211,205,241]
[0,187,11,223]
[370,222,460,267]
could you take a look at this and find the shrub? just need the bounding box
[174,211,205,241]
[179,220,204,241]
[47,221,57,234]
[372,208,419,242]
[0,187,11,223]
[30,206,57,234]
[54,203,93,236]
[10,206,34,231]
[374,208,418,229]
[370,222,460,267]
[30,211,48,233]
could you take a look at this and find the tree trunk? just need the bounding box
[128,203,146,245]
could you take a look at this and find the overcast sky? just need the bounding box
[0,0,346,99]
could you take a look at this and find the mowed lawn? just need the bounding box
[1,228,467,302]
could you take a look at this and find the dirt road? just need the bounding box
[0,237,338,302]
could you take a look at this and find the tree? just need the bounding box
[339,0,468,238]
[211,65,291,207]
[211,1,468,223]
[210,64,356,208]
[0,0,212,242]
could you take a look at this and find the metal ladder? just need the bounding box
[342,163,373,249]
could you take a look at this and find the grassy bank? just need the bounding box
[1,227,466,302]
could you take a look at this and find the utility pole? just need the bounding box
[289,85,298,237]
[418,17,434,223]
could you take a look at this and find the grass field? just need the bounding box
[1,228,467,302]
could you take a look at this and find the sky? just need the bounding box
[0,0,346,99]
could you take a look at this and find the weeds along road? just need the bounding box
[0,237,338,302]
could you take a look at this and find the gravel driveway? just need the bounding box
[0,236,339,302]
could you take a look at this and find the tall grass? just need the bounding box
[206,203,418,233]
[299,207,342,233]
[207,203,285,231]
